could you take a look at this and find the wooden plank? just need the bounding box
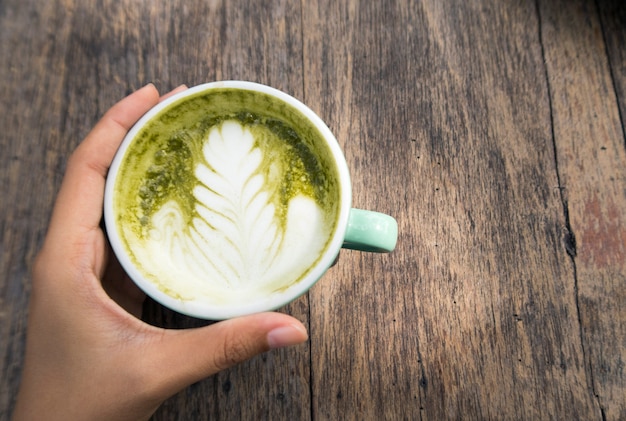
[597,0,626,128]
[0,1,77,417]
[304,0,600,418]
[2,0,623,419]
[539,0,626,419]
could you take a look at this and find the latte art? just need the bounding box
[128,121,328,302]
[112,88,341,307]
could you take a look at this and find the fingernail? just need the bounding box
[267,324,308,349]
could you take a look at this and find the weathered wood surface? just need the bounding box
[541,1,626,419]
[1,0,624,420]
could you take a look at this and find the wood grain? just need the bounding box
[305,0,600,419]
[1,1,77,417]
[1,0,625,419]
[540,0,626,419]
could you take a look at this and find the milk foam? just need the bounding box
[125,121,330,303]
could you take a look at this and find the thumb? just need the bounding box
[147,312,308,399]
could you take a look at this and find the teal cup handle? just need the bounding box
[342,209,398,253]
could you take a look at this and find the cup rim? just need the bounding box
[104,81,352,320]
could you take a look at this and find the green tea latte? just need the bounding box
[111,88,341,305]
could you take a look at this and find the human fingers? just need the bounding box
[46,84,160,244]
[159,84,188,102]
[101,248,146,318]
[145,312,308,399]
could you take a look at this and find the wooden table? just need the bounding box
[2,0,625,419]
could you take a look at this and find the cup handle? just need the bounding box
[342,208,398,253]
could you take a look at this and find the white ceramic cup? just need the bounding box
[104,81,397,320]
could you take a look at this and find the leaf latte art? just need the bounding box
[125,121,331,303]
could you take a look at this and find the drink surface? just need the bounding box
[112,88,341,304]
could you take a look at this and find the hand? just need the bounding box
[12,84,308,421]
